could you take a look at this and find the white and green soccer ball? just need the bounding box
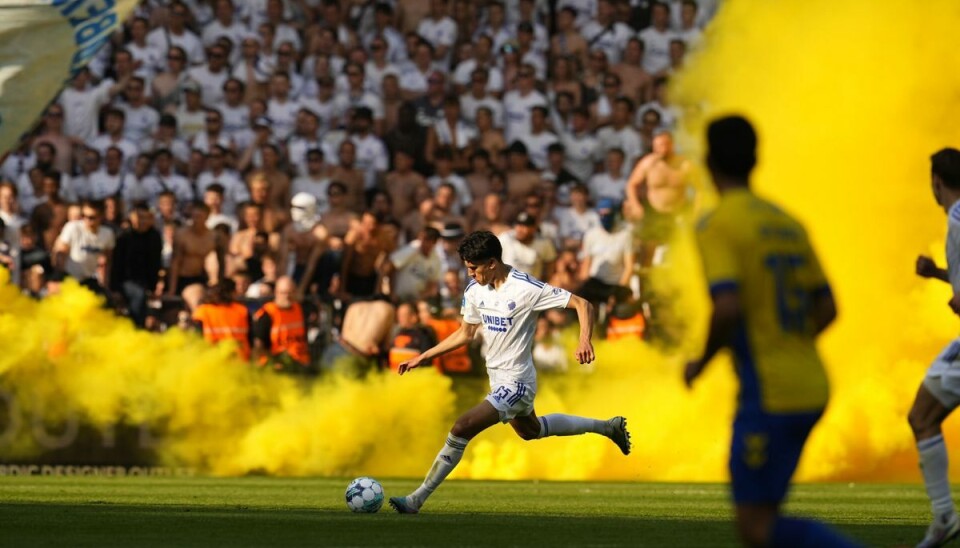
[345,477,384,513]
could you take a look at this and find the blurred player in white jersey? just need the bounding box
[389,230,631,514]
[910,148,960,548]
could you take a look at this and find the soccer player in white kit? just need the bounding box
[910,148,960,548]
[389,231,631,514]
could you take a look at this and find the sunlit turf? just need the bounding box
[0,477,930,546]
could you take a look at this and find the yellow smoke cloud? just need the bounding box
[3,0,960,483]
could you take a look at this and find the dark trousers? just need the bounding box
[121,281,149,327]
[578,277,632,306]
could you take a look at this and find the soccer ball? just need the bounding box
[345,477,384,513]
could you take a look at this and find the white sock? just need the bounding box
[537,414,609,439]
[410,434,468,507]
[919,434,955,516]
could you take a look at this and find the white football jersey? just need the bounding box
[947,200,960,295]
[461,268,571,385]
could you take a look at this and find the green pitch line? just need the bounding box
[0,477,931,546]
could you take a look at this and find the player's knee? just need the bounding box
[516,428,539,441]
[908,407,937,438]
[450,420,475,440]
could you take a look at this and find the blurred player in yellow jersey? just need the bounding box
[685,116,859,548]
[908,148,960,548]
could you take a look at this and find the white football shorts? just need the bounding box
[485,380,536,422]
[924,338,960,409]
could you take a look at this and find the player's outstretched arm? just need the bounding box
[566,294,596,365]
[685,288,741,388]
[917,255,949,282]
[397,321,480,375]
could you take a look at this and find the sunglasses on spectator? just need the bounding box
[371,44,384,50]
[208,153,224,158]
[519,72,534,78]
[225,87,241,92]
[278,50,293,56]
[46,111,63,117]
[82,213,99,220]
[168,54,185,60]
[206,118,221,123]
[210,52,225,58]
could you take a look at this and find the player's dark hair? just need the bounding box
[707,115,757,180]
[931,148,960,190]
[457,231,503,264]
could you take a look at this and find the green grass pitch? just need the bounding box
[0,477,930,546]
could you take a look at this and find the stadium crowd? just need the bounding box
[0,0,716,373]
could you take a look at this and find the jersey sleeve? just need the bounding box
[460,282,481,324]
[695,213,740,295]
[947,208,960,294]
[533,282,572,311]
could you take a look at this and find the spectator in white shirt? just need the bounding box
[90,108,140,167]
[561,107,602,183]
[577,198,634,305]
[367,2,408,64]
[202,0,248,50]
[59,68,128,142]
[596,97,643,175]
[188,43,231,106]
[53,200,115,290]
[452,35,504,95]
[192,108,235,154]
[417,0,458,64]
[334,63,385,135]
[348,107,389,195]
[292,149,332,213]
[498,210,557,280]
[502,63,548,143]
[519,106,558,171]
[554,183,602,249]
[426,147,471,214]
[146,1,205,65]
[118,77,160,146]
[127,17,165,79]
[145,149,194,206]
[266,72,300,141]
[383,226,443,302]
[88,146,127,201]
[459,67,504,128]
[638,2,676,75]
[588,148,629,204]
[582,0,634,64]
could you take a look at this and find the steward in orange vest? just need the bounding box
[253,276,311,370]
[192,279,251,360]
[388,302,437,372]
[606,301,646,341]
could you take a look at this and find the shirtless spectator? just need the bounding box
[249,148,292,227]
[625,131,691,218]
[613,38,654,104]
[168,202,218,310]
[247,174,284,233]
[550,7,589,67]
[624,130,691,264]
[470,192,510,236]
[320,296,394,375]
[229,202,280,276]
[384,149,428,221]
[341,211,389,299]
[321,182,359,247]
[329,140,367,213]
[504,141,541,220]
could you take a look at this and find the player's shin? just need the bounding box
[409,433,469,507]
[537,414,608,438]
[919,434,956,517]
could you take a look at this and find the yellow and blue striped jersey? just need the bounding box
[696,188,831,414]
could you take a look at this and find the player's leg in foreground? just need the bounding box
[509,409,632,455]
[389,400,501,514]
[909,382,960,548]
[731,413,859,548]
